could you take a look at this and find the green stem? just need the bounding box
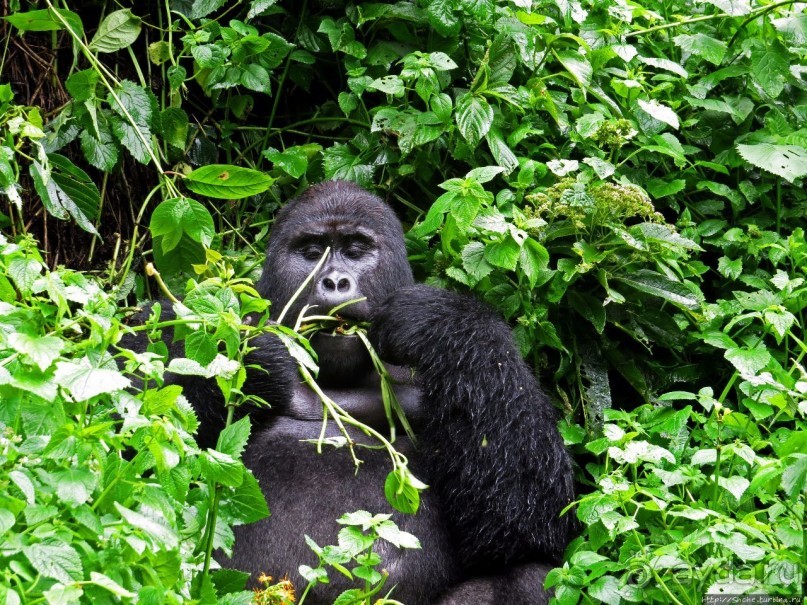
[200,404,235,579]
[267,0,308,133]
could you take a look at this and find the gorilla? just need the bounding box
[133,180,575,604]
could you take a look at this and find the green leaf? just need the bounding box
[24,542,83,583]
[222,471,269,524]
[725,347,771,376]
[65,69,99,102]
[30,156,100,235]
[383,470,421,514]
[43,583,83,604]
[54,359,131,401]
[150,197,214,253]
[613,270,700,309]
[323,144,374,187]
[375,520,421,549]
[673,33,726,65]
[216,416,251,458]
[519,238,549,288]
[368,75,405,96]
[554,50,592,91]
[751,43,788,98]
[263,146,310,178]
[159,107,189,150]
[7,333,64,371]
[486,127,518,174]
[637,99,679,130]
[455,94,493,146]
[184,330,218,365]
[240,64,271,93]
[185,164,274,199]
[736,143,807,184]
[484,237,521,271]
[426,0,460,36]
[114,503,179,549]
[781,455,807,499]
[53,468,98,507]
[5,8,82,34]
[201,450,244,486]
[80,126,119,172]
[191,0,227,19]
[89,572,136,598]
[89,9,141,53]
[108,81,154,164]
[461,242,494,281]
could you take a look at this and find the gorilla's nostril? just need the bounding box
[337,278,350,292]
[323,277,336,291]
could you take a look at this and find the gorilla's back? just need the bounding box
[229,401,460,604]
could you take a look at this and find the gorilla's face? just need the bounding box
[257,181,414,386]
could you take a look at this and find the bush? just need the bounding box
[0,0,805,603]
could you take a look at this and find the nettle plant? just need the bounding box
[0,233,421,604]
[2,0,807,603]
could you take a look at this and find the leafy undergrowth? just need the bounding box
[1,0,806,603]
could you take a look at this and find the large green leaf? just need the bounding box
[30,154,100,235]
[613,270,701,309]
[736,143,807,183]
[5,8,82,34]
[150,197,215,252]
[24,543,83,584]
[89,9,141,53]
[455,93,493,146]
[185,165,274,199]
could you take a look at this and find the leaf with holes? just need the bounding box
[185,165,274,199]
[736,143,807,184]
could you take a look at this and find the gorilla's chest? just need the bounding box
[228,384,459,605]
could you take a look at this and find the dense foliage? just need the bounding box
[0,0,805,603]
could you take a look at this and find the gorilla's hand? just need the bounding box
[371,284,510,369]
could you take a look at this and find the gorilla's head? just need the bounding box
[257,181,414,386]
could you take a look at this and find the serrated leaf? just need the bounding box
[455,94,493,146]
[53,468,98,507]
[486,128,518,174]
[201,450,244,486]
[223,471,269,524]
[80,127,119,172]
[217,416,251,459]
[89,9,141,53]
[150,197,214,252]
[30,156,100,235]
[673,33,726,65]
[115,503,178,549]
[725,347,771,376]
[484,237,520,271]
[639,56,688,78]
[24,543,83,583]
[8,333,64,371]
[54,359,131,401]
[185,164,273,199]
[375,521,421,549]
[191,0,227,19]
[736,143,807,184]
[751,43,788,98]
[323,144,374,187]
[263,146,310,178]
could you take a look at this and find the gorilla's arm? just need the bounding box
[120,303,298,448]
[371,285,575,569]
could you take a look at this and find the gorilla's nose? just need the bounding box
[317,270,357,306]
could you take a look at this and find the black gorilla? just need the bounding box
[136,181,575,604]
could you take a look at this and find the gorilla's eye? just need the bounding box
[300,244,325,260]
[343,245,366,260]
